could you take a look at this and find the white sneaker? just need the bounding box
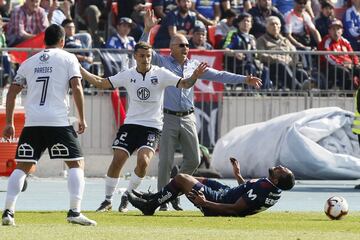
[2,209,15,226]
[67,210,97,226]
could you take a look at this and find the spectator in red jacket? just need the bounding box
[318,18,360,90]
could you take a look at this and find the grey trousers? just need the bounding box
[157,113,201,191]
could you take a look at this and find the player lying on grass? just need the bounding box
[128,158,295,216]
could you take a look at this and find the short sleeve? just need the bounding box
[13,64,26,86]
[159,67,181,88]
[108,70,130,88]
[67,54,81,80]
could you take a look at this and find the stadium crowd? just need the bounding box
[1,0,360,90]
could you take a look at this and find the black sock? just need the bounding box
[151,179,180,206]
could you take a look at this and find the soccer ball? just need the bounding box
[324,196,349,220]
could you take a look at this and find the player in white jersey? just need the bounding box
[1,24,96,226]
[80,41,208,212]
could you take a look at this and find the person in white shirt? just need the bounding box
[2,24,96,226]
[80,41,208,213]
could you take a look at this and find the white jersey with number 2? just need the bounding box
[13,48,81,127]
[108,66,181,130]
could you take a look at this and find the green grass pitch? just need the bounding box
[1,211,359,240]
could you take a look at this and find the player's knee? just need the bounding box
[137,158,149,171]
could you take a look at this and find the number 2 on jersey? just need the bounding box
[36,76,49,106]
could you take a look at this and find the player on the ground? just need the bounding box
[2,24,96,226]
[80,41,208,213]
[128,158,295,216]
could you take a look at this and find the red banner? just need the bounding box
[9,32,45,64]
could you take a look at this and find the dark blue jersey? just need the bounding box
[200,178,281,216]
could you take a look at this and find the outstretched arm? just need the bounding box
[230,158,245,185]
[177,62,208,89]
[143,9,161,34]
[80,66,112,89]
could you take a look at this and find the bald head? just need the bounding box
[170,34,189,46]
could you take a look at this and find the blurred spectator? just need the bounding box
[223,13,272,89]
[220,0,252,16]
[333,0,350,19]
[75,0,107,47]
[189,23,214,49]
[0,14,13,87]
[343,0,360,51]
[40,0,73,25]
[62,18,94,90]
[272,0,295,15]
[6,0,49,47]
[285,0,321,50]
[318,18,360,90]
[152,0,178,19]
[256,16,308,90]
[315,0,335,38]
[106,17,137,50]
[154,0,197,48]
[248,0,288,38]
[191,0,221,26]
[215,9,237,48]
[0,0,12,18]
[116,0,151,41]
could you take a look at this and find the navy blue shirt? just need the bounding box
[203,178,282,216]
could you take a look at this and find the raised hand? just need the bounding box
[144,9,161,32]
[192,62,208,79]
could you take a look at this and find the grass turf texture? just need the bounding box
[0,211,359,240]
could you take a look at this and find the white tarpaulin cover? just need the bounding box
[212,107,360,180]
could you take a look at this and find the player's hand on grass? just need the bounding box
[77,120,87,134]
[3,124,15,140]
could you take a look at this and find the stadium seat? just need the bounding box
[207,25,216,48]
[150,24,161,46]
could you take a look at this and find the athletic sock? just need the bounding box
[105,176,119,201]
[125,170,143,195]
[4,169,27,211]
[67,168,84,213]
[151,179,181,206]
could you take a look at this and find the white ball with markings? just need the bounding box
[324,196,349,220]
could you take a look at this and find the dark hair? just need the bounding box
[235,12,252,26]
[224,9,237,18]
[276,172,295,190]
[134,41,152,52]
[61,18,74,27]
[44,24,65,46]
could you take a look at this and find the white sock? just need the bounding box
[5,169,27,212]
[126,170,143,194]
[67,168,84,213]
[105,176,119,201]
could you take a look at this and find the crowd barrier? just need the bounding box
[0,48,357,152]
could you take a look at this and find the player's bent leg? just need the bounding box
[96,149,129,212]
[119,148,154,213]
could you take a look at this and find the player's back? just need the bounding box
[15,48,81,127]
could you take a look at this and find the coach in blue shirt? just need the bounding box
[138,9,262,210]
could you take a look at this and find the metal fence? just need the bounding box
[0,48,357,151]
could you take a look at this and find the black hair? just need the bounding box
[234,12,252,26]
[134,41,152,53]
[61,18,74,28]
[276,172,295,190]
[44,24,65,46]
[224,9,237,18]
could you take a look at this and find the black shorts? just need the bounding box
[15,126,83,163]
[112,124,161,156]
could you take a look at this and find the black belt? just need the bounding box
[164,108,194,117]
